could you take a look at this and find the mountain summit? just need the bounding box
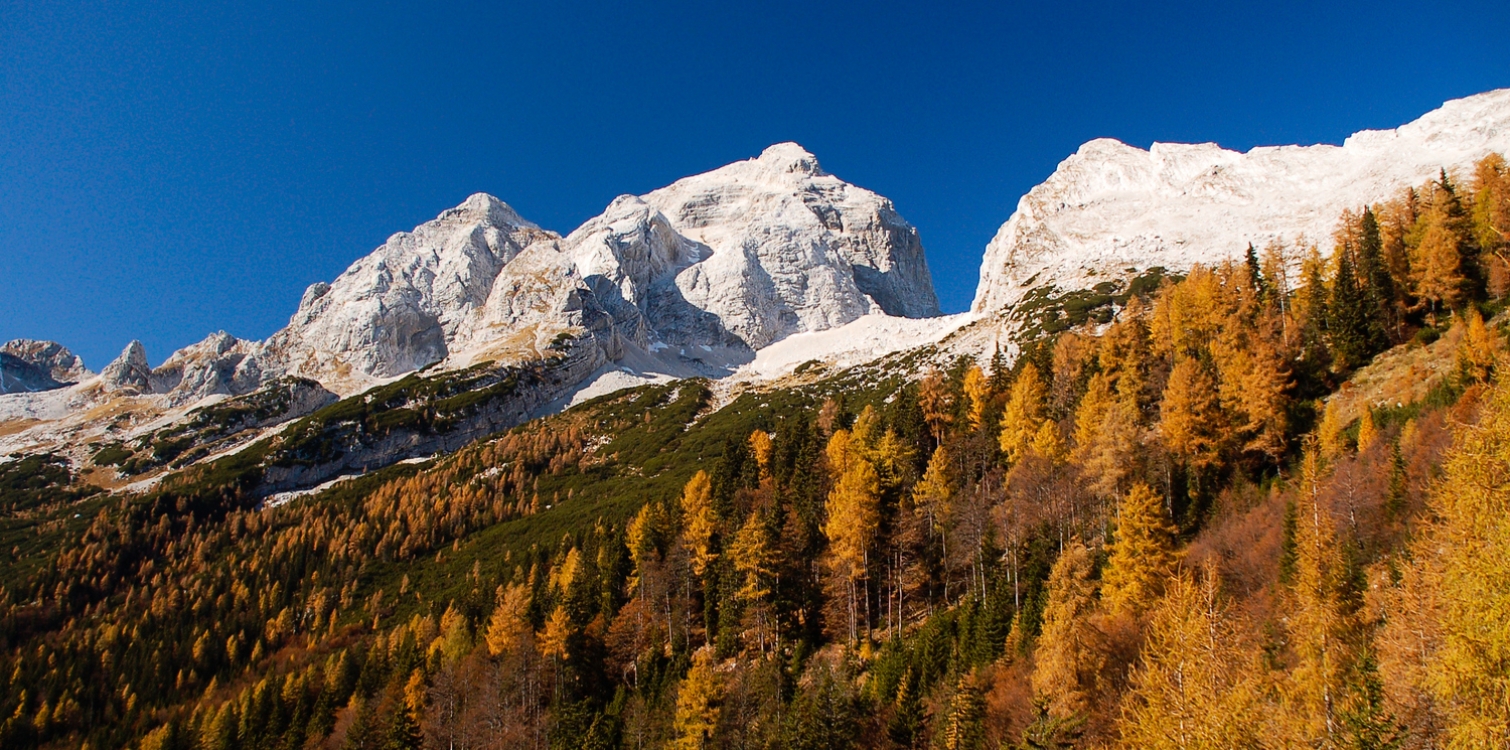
[973,88,1510,315]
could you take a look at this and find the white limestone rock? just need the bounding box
[643,142,940,349]
[263,193,560,390]
[99,340,154,394]
[974,88,1510,315]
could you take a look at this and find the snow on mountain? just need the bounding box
[643,143,940,349]
[266,193,561,391]
[974,88,1510,315]
[265,142,940,394]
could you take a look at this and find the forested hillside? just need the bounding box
[3,155,1510,749]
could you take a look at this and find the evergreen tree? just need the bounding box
[1246,242,1267,299]
[939,673,986,750]
[1329,246,1374,370]
[1358,207,1396,346]
[380,705,422,750]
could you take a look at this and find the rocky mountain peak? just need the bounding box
[973,88,1510,315]
[100,340,153,394]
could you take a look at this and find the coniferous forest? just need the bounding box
[4,156,1510,749]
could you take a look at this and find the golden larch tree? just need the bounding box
[1407,374,1510,745]
[1116,566,1266,749]
[1031,540,1103,720]
[485,582,532,657]
[824,428,881,643]
[680,471,718,577]
[963,365,992,432]
[999,362,1047,465]
[1159,358,1225,471]
[671,646,723,750]
[1100,483,1177,617]
[1282,445,1355,747]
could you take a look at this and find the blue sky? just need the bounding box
[2,0,1507,369]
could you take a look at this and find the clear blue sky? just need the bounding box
[3,0,1507,369]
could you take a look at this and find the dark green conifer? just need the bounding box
[1357,208,1394,348]
[1329,247,1373,370]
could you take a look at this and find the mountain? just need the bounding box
[973,88,1510,316]
[239,142,940,397]
[0,144,941,491]
[0,340,89,394]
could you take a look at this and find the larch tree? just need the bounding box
[1100,483,1177,617]
[671,646,723,750]
[1073,373,1141,501]
[1031,540,1103,721]
[1282,445,1356,748]
[1411,208,1465,321]
[1455,307,1502,384]
[919,368,955,446]
[1410,375,1510,746]
[728,510,777,653]
[1116,567,1265,749]
[749,430,774,483]
[963,365,992,432]
[913,445,956,551]
[824,428,881,643]
[681,471,719,578]
[999,362,1048,465]
[485,582,532,657]
[1210,308,1291,464]
[1159,358,1225,474]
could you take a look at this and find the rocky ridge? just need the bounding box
[973,88,1510,315]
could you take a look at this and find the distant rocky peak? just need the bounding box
[1,339,90,383]
[100,340,153,394]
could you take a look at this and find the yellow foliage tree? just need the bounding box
[729,511,777,651]
[671,646,723,750]
[1456,308,1502,384]
[1100,483,1177,617]
[919,368,955,445]
[1073,373,1141,501]
[1117,566,1266,748]
[824,428,881,643]
[1411,207,1464,320]
[1000,362,1047,464]
[485,582,531,657]
[1282,445,1354,747]
[1317,399,1347,461]
[1356,409,1379,454]
[1401,375,1510,745]
[963,365,991,432]
[680,470,718,577]
[912,444,955,543]
[539,604,572,660]
[1031,540,1103,720]
[1159,358,1224,471]
[749,430,774,482]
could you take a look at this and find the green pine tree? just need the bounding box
[1357,207,1395,348]
[1329,247,1373,370]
